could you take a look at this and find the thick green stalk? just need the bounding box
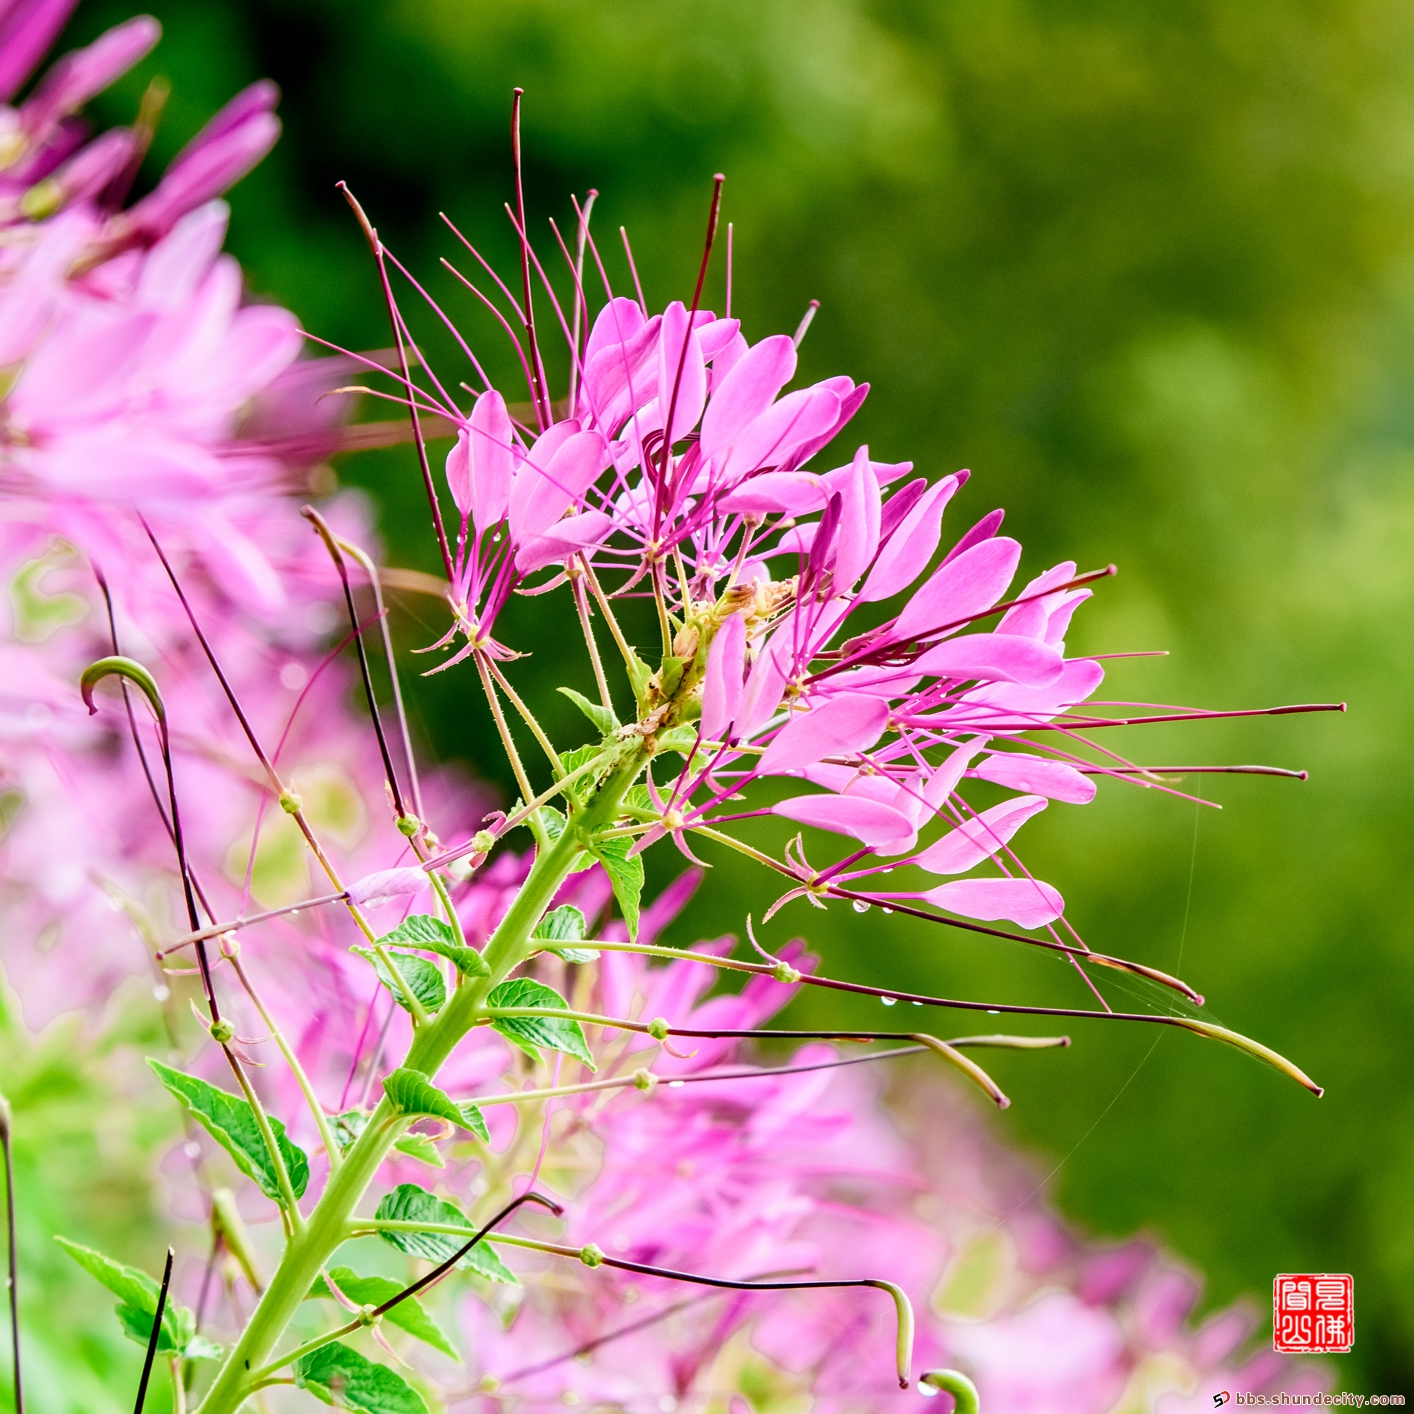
[195,756,643,1414]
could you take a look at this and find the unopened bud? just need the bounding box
[396,813,421,837]
[579,1243,605,1268]
[772,962,802,985]
[358,1303,378,1326]
[632,1068,657,1093]
[472,829,496,855]
[278,789,302,815]
[208,1018,235,1045]
[671,625,700,659]
[647,1017,670,1041]
[717,584,755,616]
[218,932,240,959]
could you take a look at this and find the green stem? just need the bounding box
[194,754,645,1414]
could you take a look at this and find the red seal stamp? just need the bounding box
[1273,1274,1354,1353]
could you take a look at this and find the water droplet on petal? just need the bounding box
[852,899,870,913]
[881,996,897,1007]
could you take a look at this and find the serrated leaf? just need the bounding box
[331,1109,369,1153]
[294,1340,429,1414]
[311,1267,458,1359]
[57,1238,194,1355]
[558,687,619,735]
[654,724,699,756]
[486,978,595,1069]
[352,947,446,1014]
[457,1102,489,1142]
[373,1185,516,1285]
[620,785,653,816]
[382,1069,467,1129]
[377,916,487,977]
[538,806,592,873]
[533,905,586,943]
[392,1134,445,1168]
[147,1060,309,1203]
[589,833,644,940]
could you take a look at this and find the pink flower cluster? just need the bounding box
[405,280,1108,937]
[0,2,440,1025]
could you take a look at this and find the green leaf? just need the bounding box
[589,833,644,940]
[657,651,686,697]
[310,1267,458,1359]
[376,916,487,977]
[533,905,586,942]
[352,948,446,1014]
[392,1134,445,1168]
[293,1340,429,1414]
[626,649,654,707]
[373,1185,516,1285]
[382,1069,468,1129]
[558,687,620,735]
[330,1109,369,1153]
[458,1103,489,1143]
[183,1334,224,1361]
[147,1060,309,1203]
[56,1238,195,1355]
[620,785,654,816]
[487,978,595,1069]
[538,806,592,873]
[654,724,700,756]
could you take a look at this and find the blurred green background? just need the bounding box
[20,0,1414,1398]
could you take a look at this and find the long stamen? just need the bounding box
[510,89,552,430]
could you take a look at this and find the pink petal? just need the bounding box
[736,631,791,737]
[951,659,1106,730]
[892,535,1022,643]
[914,632,1064,686]
[923,877,1064,927]
[772,793,917,850]
[711,385,840,487]
[941,507,1005,566]
[700,334,796,463]
[700,611,747,741]
[347,867,429,908]
[584,296,645,366]
[758,693,891,776]
[509,426,607,543]
[913,795,1048,875]
[467,388,515,529]
[514,509,614,575]
[582,312,661,434]
[974,752,1096,804]
[829,444,882,590]
[860,474,964,603]
[718,470,827,516]
[656,300,707,445]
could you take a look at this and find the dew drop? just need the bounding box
[881,996,897,1007]
[668,1079,685,1088]
[882,907,894,915]
[851,900,870,914]
[912,1000,923,1006]
[919,1384,940,1399]
[153,984,171,1002]
[987,1009,1000,1015]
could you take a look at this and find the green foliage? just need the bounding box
[309,1267,458,1359]
[375,916,488,977]
[558,687,619,735]
[55,1238,217,1359]
[381,1068,470,1130]
[587,834,644,940]
[373,1185,516,1284]
[533,903,598,962]
[352,947,446,1014]
[147,1060,309,1204]
[486,978,595,1069]
[293,1340,429,1414]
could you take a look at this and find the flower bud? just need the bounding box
[278,788,301,815]
[632,1068,657,1093]
[472,829,496,854]
[647,1017,670,1041]
[396,813,421,838]
[208,1018,235,1044]
[579,1243,605,1268]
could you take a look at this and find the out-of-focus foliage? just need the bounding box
[27,0,1414,1391]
